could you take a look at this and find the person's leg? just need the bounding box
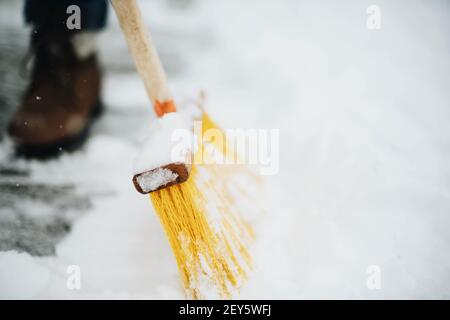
[24,0,108,31]
[8,0,108,158]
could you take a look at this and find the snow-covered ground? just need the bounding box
[1,0,449,299]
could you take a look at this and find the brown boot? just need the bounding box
[8,29,102,158]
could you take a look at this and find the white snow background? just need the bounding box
[0,0,449,299]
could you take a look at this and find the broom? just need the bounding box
[111,0,263,299]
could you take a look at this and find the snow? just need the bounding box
[0,251,50,299]
[0,0,450,299]
[136,168,178,193]
[133,112,192,175]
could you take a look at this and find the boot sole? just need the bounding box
[14,99,104,160]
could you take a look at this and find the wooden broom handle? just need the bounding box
[110,0,176,116]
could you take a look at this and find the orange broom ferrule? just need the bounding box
[154,99,177,117]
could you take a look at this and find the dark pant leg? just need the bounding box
[24,0,108,31]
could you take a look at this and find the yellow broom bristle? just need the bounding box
[149,113,260,299]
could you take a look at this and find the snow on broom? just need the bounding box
[111,0,265,299]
